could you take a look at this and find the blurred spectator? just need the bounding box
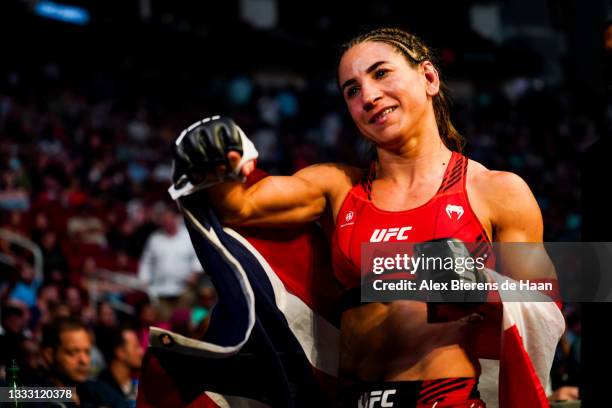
[8,260,40,310]
[1,210,28,236]
[134,300,169,351]
[63,285,95,325]
[96,301,118,331]
[48,302,72,321]
[97,327,143,399]
[0,301,30,369]
[16,337,47,385]
[30,212,49,246]
[93,301,119,351]
[65,286,85,319]
[36,283,61,326]
[39,230,69,285]
[137,205,202,321]
[189,285,217,339]
[107,200,155,260]
[0,169,30,211]
[40,318,126,407]
[67,203,107,247]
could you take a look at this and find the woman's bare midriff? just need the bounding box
[339,300,481,382]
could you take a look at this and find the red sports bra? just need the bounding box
[332,152,494,289]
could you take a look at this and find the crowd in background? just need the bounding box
[0,34,588,402]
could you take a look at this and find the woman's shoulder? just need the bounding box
[466,158,535,203]
[466,158,543,241]
[294,162,364,190]
[294,163,364,218]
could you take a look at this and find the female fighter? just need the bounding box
[172,27,558,407]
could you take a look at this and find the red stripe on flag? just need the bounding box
[499,324,549,408]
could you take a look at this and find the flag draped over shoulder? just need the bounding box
[137,174,564,408]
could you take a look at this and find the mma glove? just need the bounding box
[413,238,490,303]
[169,115,258,199]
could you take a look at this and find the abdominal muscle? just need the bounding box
[339,300,481,382]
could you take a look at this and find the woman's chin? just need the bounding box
[364,124,404,146]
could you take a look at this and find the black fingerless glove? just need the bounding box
[172,116,244,186]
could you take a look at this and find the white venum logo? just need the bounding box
[445,204,464,220]
[345,211,354,222]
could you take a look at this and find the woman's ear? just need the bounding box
[421,61,440,96]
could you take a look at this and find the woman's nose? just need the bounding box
[362,83,382,112]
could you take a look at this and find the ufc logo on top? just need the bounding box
[369,227,413,242]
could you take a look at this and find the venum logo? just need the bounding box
[369,227,412,242]
[358,389,396,408]
[445,204,464,220]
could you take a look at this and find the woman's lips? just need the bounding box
[369,106,398,124]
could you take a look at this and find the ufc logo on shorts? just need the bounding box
[358,389,396,408]
[369,227,412,242]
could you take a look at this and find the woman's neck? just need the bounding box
[375,135,452,184]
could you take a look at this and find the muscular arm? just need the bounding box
[483,171,556,280]
[205,163,357,227]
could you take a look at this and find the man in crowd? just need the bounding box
[98,326,143,399]
[41,317,126,407]
[138,205,203,321]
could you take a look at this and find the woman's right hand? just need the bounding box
[227,150,256,178]
[172,115,257,186]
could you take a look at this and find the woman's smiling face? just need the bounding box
[338,41,439,148]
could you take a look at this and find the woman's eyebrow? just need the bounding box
[340,61,388,92]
